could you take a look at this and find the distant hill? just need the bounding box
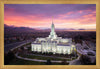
[4,24,37,34]
[4,24,95,35]
[4,24,68,34]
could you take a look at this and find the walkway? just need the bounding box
[27,53,72,60]
[15,53,71,63]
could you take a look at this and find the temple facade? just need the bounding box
[31,20,76,54]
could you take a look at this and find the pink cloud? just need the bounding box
[4,8,96,29]
[78,10,83,14]
[66,12,74,15]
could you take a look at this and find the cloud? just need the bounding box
[4,4,96,29]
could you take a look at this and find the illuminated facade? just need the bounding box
[31,21,76,54]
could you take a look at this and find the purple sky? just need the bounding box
[4,4,96,30]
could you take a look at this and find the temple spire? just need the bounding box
[52,16,54,24]
[51,18,55,33]
[48,18,57,39]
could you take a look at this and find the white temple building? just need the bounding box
[31,20,76,54]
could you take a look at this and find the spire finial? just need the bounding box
[52,16,53,24]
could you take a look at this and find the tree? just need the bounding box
[4,53,9,65]
[7,51,15,60]
[61,59,69,65]
[20,46,24,50]
[4,51,15,65]
[46,59,52,65]
[79,55,91,65]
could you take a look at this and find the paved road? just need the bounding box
[4,40,32,53]
[69,54,81,65]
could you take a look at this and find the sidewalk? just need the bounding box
[15,53,71,63]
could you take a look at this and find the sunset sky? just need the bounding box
[4,4,96,30]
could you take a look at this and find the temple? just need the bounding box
[31,20,76,54]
